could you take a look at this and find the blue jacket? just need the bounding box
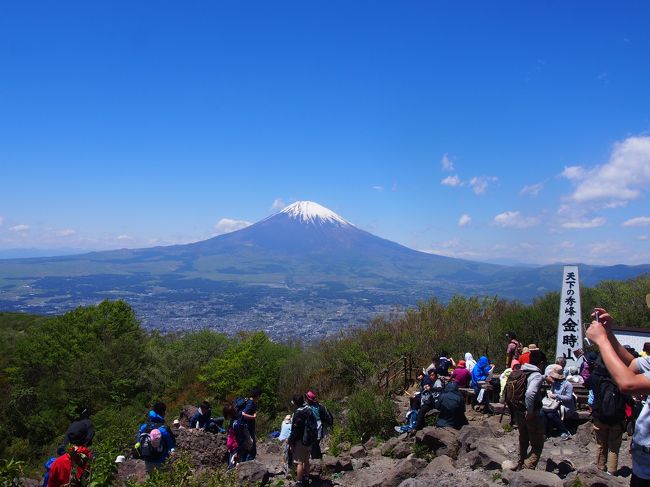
[138,411,176,463]
[471,356,491,388]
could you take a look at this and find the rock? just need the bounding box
[503,469,563,487]
[457,424,486,452]
[350,445,367,459]
[337,441,352,452]
[502,459,518,471]
[415,427,460,458]
[352,458,370,470]
[114,459,148,484]
[364,437,378,450]
[391,442,412,459]
[562,465,628,486]
[236,460,269,485]
[419,454,455,475]
[321,454,353,473]
[381,437,401,456]
[572,422,593,448]
[173,428,228,468]
[544,458,575,479]
[380,457,428,487]
[178,405,198,428]
[458,439,508,470]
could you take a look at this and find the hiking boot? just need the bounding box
[560,432,571,441]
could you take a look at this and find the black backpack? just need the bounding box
[300,407,318,447]
[436,358,452,376]
[594,376,625,424]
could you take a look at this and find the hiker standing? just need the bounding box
[506,332,522,367]
[240,387,261,460]
[289,394,317,487]
[48,421,93,487]
[136,402,176,474]
[305,390,333,459]
[58,406,95,455]
[585,307,650,482]
[586,363,627,475]
[509,349,545,469]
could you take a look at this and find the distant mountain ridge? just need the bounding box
[0,201,647,338]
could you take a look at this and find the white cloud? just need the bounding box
[638,235,649,241]
[270,198,286,211]
[622,216,650,227]
[9,224,29,232]
[469,176,498,195]
[562,136,650,206]
[561,217,606,229]
[519,183,543,197]
[458,214,472,227]
[54,229,76,237]
[116,234,133,241]
[493,211,539,229]
[441,175,462,187]
[441,153,454,171]
[215,218,251,235]
[561,166,585,181]
[372,185,384,192]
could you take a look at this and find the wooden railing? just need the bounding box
[377,354,420,394]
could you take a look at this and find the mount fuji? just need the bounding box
[0,201,648,338]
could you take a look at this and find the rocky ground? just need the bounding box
[113,403,635,486]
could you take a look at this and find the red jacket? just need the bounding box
[48,447,91,487]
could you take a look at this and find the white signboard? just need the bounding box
[555,265,584,368]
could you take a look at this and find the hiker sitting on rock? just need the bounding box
[414,370,444,431]
[190,401,212,430]
[450,360,471,388]
[542,365,574,440]
[434,381,468,430]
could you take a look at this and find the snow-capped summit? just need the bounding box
[279,201,352,226]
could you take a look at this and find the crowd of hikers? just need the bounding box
[43,386,332,487]
[42,306,650,486]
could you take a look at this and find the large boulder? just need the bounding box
[350,445,367,459]
[381,437,402,457]
[572,422,594,448]
[322,453,354,473]
[236,460,269,485]
[173,428,228,468]
[502,469,563,487]
[458,439,508,470]
[379,457,427,487]
[415,427,460,458]
[457,424,486,452]
[562,465,628,487]
[391,441,413,459]
[419,454,455,476]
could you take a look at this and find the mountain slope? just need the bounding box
[0,201,647,336]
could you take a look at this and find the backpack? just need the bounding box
[593,376,625,423]
[436,358,452,376]
[42,456,57,487]
[136,423,165,461]
[504,369,529,412]
[233,397,248,416]
[300,406,318,447]
[319,404,334,428]
[512,340,523,359]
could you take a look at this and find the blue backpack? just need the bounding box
[43,456,57,487]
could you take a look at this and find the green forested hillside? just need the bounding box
[0,274,648,482]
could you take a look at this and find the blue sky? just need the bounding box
[1,1,649,265]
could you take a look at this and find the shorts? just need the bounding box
[292,441,311,465]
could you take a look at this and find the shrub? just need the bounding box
[346,390,396,441]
